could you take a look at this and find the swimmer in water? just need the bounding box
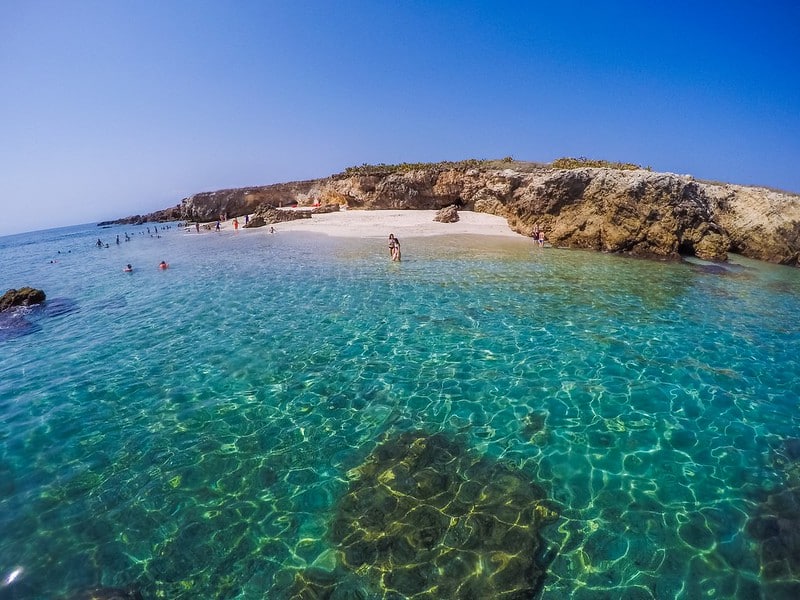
[158,261,168,269]
[123,264,133,272]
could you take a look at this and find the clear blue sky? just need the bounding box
[1,0,798,236]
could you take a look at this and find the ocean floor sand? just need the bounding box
[215,209,523,239]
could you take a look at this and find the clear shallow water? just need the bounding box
[1,222,799,599]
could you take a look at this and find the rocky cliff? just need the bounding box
[123,160,800,265]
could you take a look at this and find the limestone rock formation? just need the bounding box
[244,206,312,229]
[434,204,459,223]
[180,180,317,223]
[108,160,800,264]
[97,204,181,226]
[0,287,46,312]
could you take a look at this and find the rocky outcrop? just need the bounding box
[1,287,46,312]
[244,203,340,228]
[320,165,799,264]
[244,206,312,229]
[180,180,317,223]
[434,205,460,223]
[110,161,800,264]
[98,205,181,226]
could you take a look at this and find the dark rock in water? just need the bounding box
[94,296,127,311]
[0,287,46,312]
[784,438,800,461]
[522,410,548,435]
[690,263,730,275]
[0,296,77,341]
[283,430,558,599]
[746,486,800,581]
[433,204,459,223]
[0,311,41,340]
[38,297,80,318]
[69,587,143,600]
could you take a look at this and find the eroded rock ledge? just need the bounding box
[116,161,800,264]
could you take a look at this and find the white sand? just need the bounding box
[243,209,522,239]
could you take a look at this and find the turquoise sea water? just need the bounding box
[1,221,799,599]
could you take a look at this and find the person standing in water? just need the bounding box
[389,234,401,261]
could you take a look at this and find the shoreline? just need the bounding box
[204,210,524,239]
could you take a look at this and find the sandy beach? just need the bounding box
[216,209,523,239]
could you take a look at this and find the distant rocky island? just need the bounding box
[102,158,800,265]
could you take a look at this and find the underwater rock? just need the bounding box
[745,439,800,590]
[783,438,800,462]
[38,297,79,318]
[0,310,41,341]
[746,486,800,579]
[69,587,143,600]
[285,430,558,599]
[0,297,77,341]
[689,263,730,275]
[0,287,46,312]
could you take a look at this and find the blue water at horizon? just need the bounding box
[1,221,799,599]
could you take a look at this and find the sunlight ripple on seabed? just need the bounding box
[0,224,799,599]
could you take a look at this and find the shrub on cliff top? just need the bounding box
[338,158,554,178]
[551,156,649,171]
[340,159,489,177]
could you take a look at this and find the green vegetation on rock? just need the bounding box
[340,159,490,177]
[551,156,650,171]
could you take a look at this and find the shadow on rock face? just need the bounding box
[282,430,559,599]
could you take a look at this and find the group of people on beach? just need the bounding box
[189,214,251,233]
